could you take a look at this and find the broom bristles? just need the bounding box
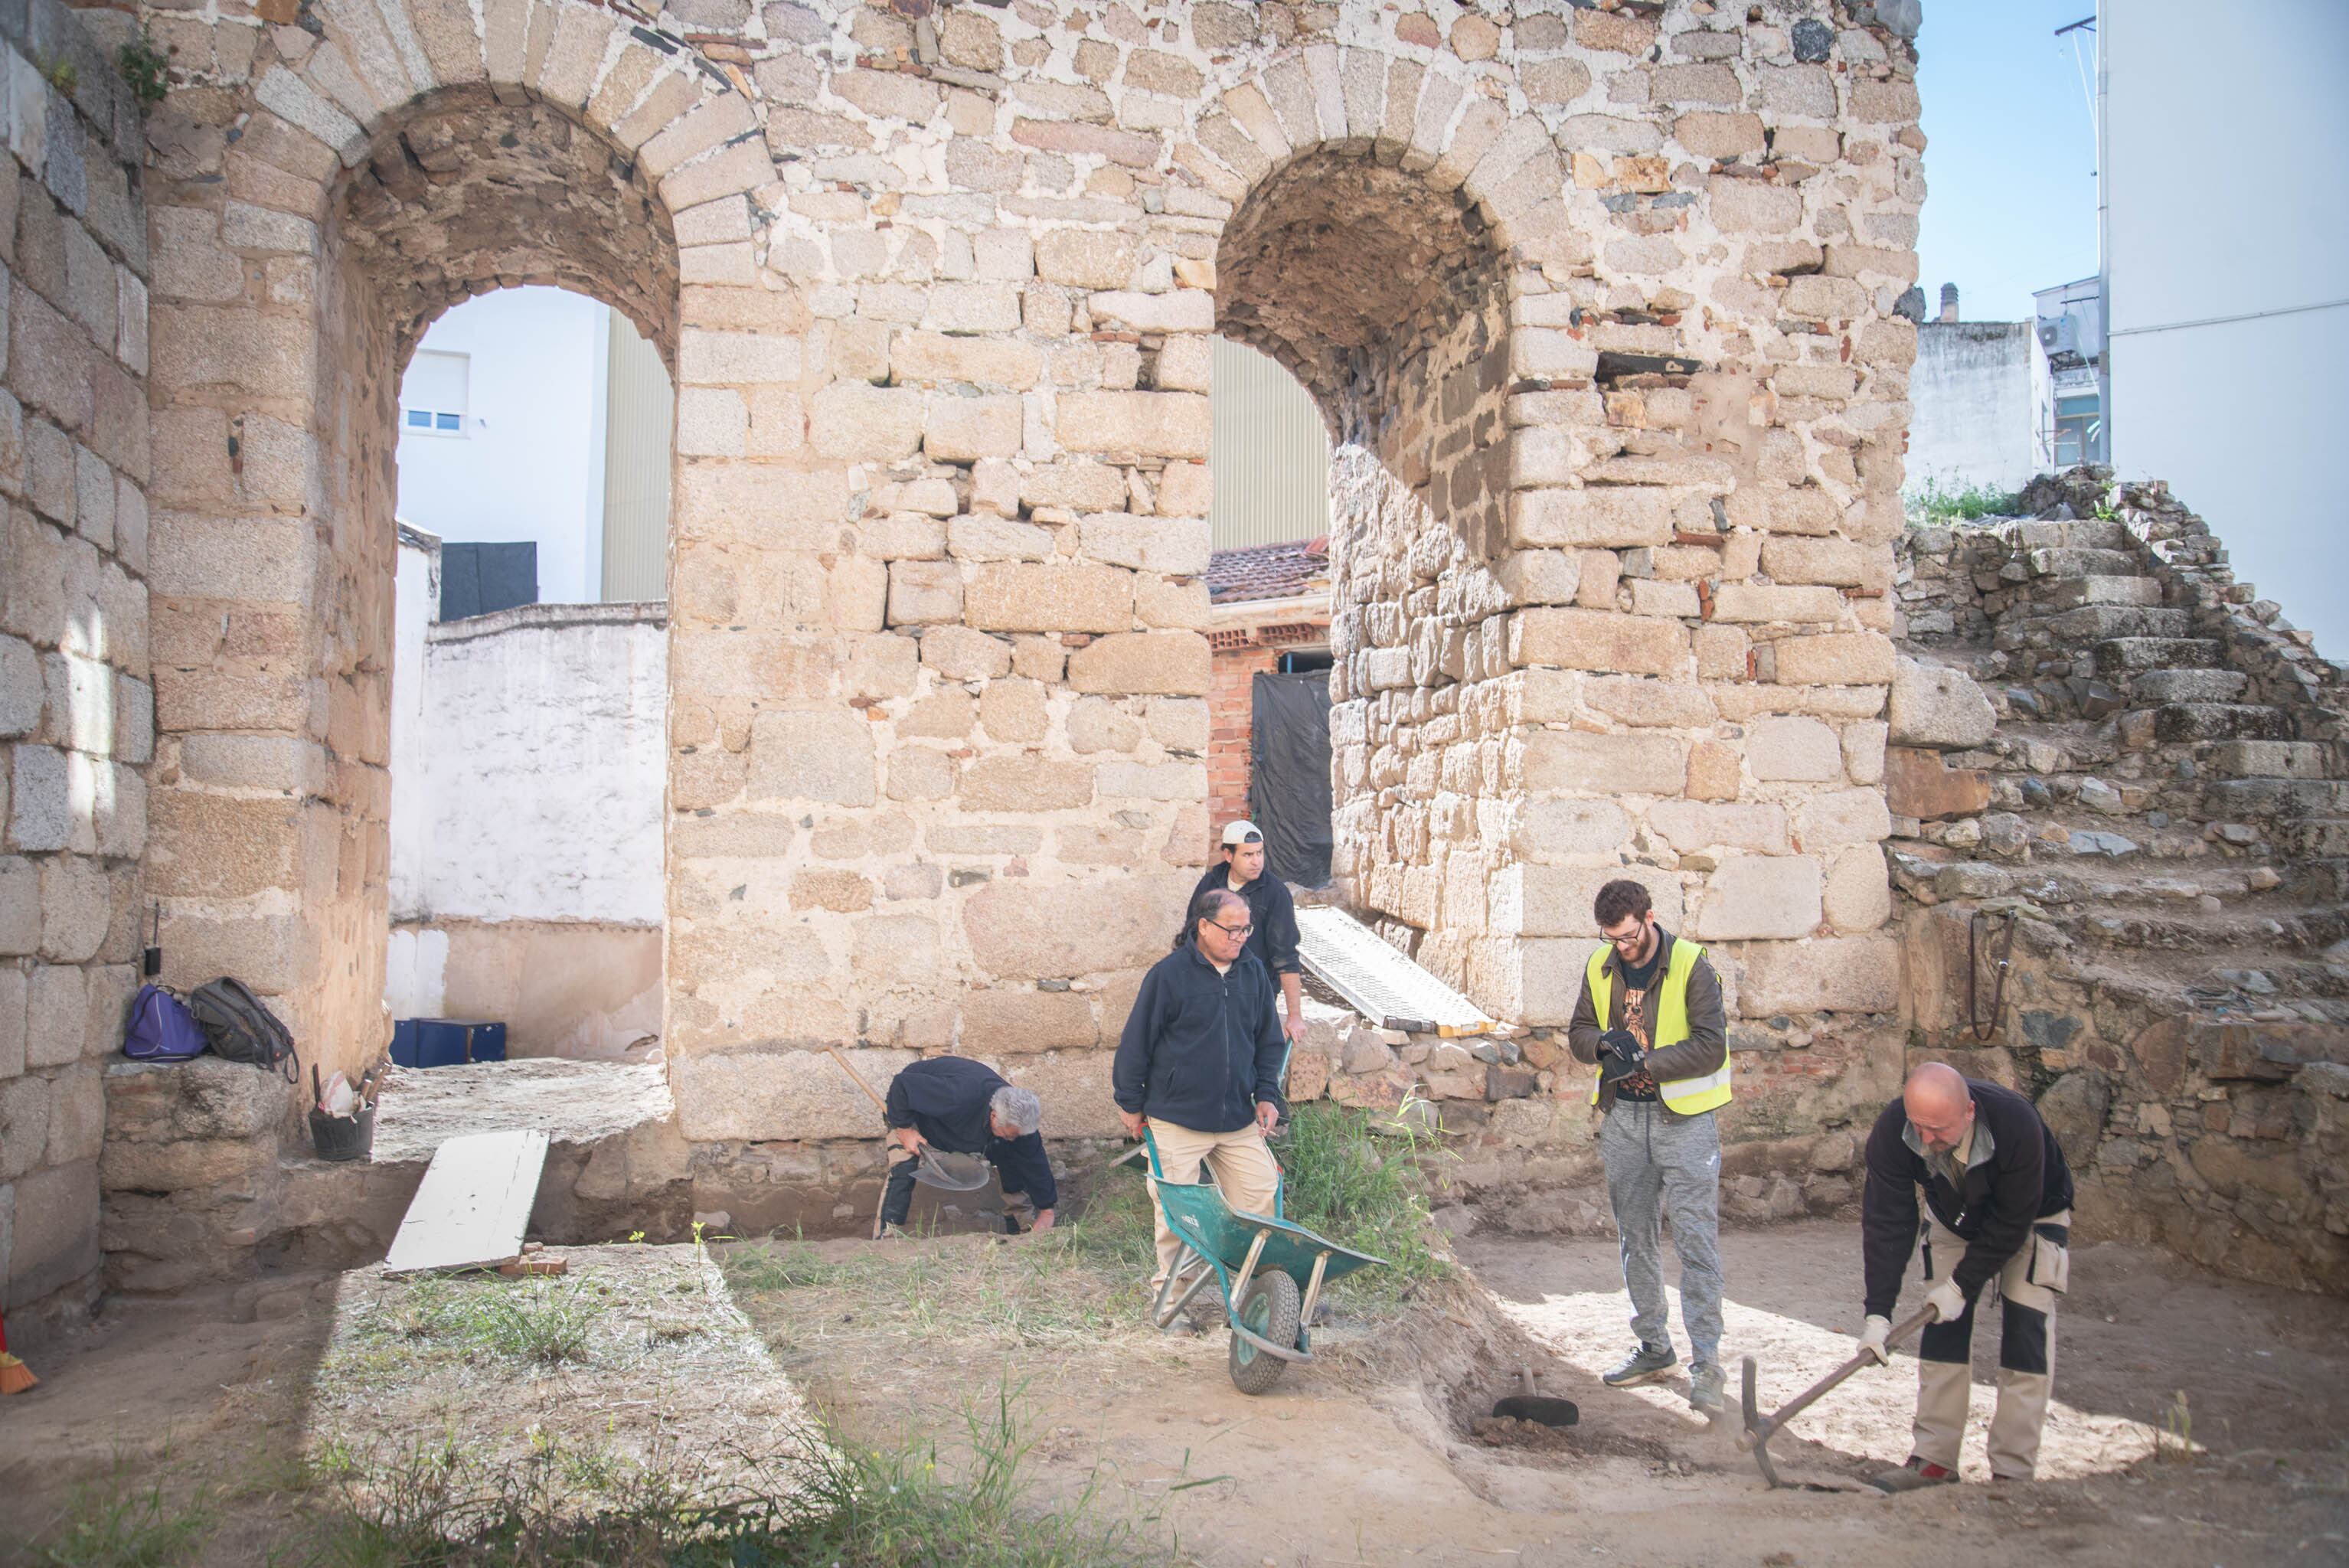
[0,1352,36,1395]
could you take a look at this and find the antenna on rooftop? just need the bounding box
[2056,15,2097,177]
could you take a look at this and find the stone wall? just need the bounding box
[1887,468,2349,1293]
[116,1,1926,1233]
[1,0,152,1348]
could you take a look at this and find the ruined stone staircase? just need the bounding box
[1896,470,2349,1289]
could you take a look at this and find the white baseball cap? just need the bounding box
[1220,819,1265,847]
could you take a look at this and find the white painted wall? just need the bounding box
[384,926,449,1022]
[387,529,439,923]
[1909,322,2041,495]
[2104,0,2349,660]
[397,288,611,605]
[397,604,668,926]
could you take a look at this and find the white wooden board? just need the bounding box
[384,1128,550,1275]
[1295,906,1496,1034]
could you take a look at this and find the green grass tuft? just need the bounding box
[36,1475,210,1568]
[1276,1100,1449,1292]
[1905,478,2021,527]
[381,1275,605,1366]
[296,1390,1168,1568]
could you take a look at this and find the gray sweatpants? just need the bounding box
[1599,1099,1724,1371]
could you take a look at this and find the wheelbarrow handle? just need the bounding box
[1738,1305,1938,1450]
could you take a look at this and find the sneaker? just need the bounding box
[1602,1343,1678,1387]
[1871,1456,1959,1493]
[1687,1363,1726,1415]
[877,1223,909,1240]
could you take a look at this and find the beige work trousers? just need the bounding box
[1145,1118,1281,1285]
[1913,1207,2071,1480]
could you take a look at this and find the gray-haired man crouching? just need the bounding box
[880,1055,1057,1236]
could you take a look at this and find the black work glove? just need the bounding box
[1597,1030,1645,1084]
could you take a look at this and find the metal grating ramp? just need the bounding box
[1295,906,1497,1037]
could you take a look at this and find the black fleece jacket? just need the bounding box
[1112,944,1285,1133]
[1187,862,1302,977]
[1861,1077,2075,1318]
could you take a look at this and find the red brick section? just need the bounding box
[1209,644,1282,838]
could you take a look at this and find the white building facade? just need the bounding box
[396,288,675,609]
[2102,0,2349,658]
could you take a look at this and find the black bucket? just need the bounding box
[1492,1392,1580,1427]
[1492,1366,1577,1428]
[309,1106,375,1162]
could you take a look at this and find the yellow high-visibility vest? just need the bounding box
[1585,938,1732,1115]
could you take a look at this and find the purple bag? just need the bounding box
[123,985,207,1062]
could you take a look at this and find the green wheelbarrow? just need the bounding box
[1142,1127,1387,1395]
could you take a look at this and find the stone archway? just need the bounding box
[144,24,727,1091]
[1214,145,1519,1011]
[1171,61,1596,1025]
[120,0,1926,1236]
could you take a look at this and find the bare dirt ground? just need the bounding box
[728,1214,2349,1568]
[2,1214,2344,1566]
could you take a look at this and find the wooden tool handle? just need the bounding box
[825,1045,890,1111]
[1749,1306,1936,1443]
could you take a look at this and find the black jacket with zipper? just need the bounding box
[1187,862,1303,978]
[1112,942,1285,1134]
[1861,1077,2075,1318]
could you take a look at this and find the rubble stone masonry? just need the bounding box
[25,1,1946,1274]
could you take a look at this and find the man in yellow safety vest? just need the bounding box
[1567,877,1733,1416]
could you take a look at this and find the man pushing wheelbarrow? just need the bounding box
[1112,887,1384,1393]
[1114,887,1289,1308]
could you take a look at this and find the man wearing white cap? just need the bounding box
[1190,818,1306,1044]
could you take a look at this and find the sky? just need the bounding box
[1914,1,2102,323]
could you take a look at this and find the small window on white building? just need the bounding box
[2053,392,2100,468]
[403,350,470,436]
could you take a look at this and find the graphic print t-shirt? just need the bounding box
[1612,946,1662,1102]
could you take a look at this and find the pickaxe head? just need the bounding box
[1738,1356,1781,1488]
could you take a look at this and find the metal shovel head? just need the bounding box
[1491,1393,1579,1428]
[913,1149,994,1191]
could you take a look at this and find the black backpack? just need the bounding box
[189,978,299,1083]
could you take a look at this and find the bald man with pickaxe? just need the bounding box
[1857,1062,2076,1491]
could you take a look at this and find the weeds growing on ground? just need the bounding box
[2157,1390,2194,1461]
[35,1472,210,1568]
[296,1387,1168,1568]
[724,1100,1446,1335]
[379,1275,606,1366]
[1906,478,2021,526]
[1277,1100,1449,1292]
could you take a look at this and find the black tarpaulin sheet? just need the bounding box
[439,541,538,622]
[1250,670,1333,888]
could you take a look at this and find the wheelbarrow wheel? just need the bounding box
[1227,1269,1301,1396]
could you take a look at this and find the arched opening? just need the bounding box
[144,83,685,1096]
[1211,149,1514,1006]
[382,286,674,1063]
[340,92,681,1072]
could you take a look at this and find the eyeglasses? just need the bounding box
[1209,920,1256,937]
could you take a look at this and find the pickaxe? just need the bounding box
[1737,1305,1936,1488]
